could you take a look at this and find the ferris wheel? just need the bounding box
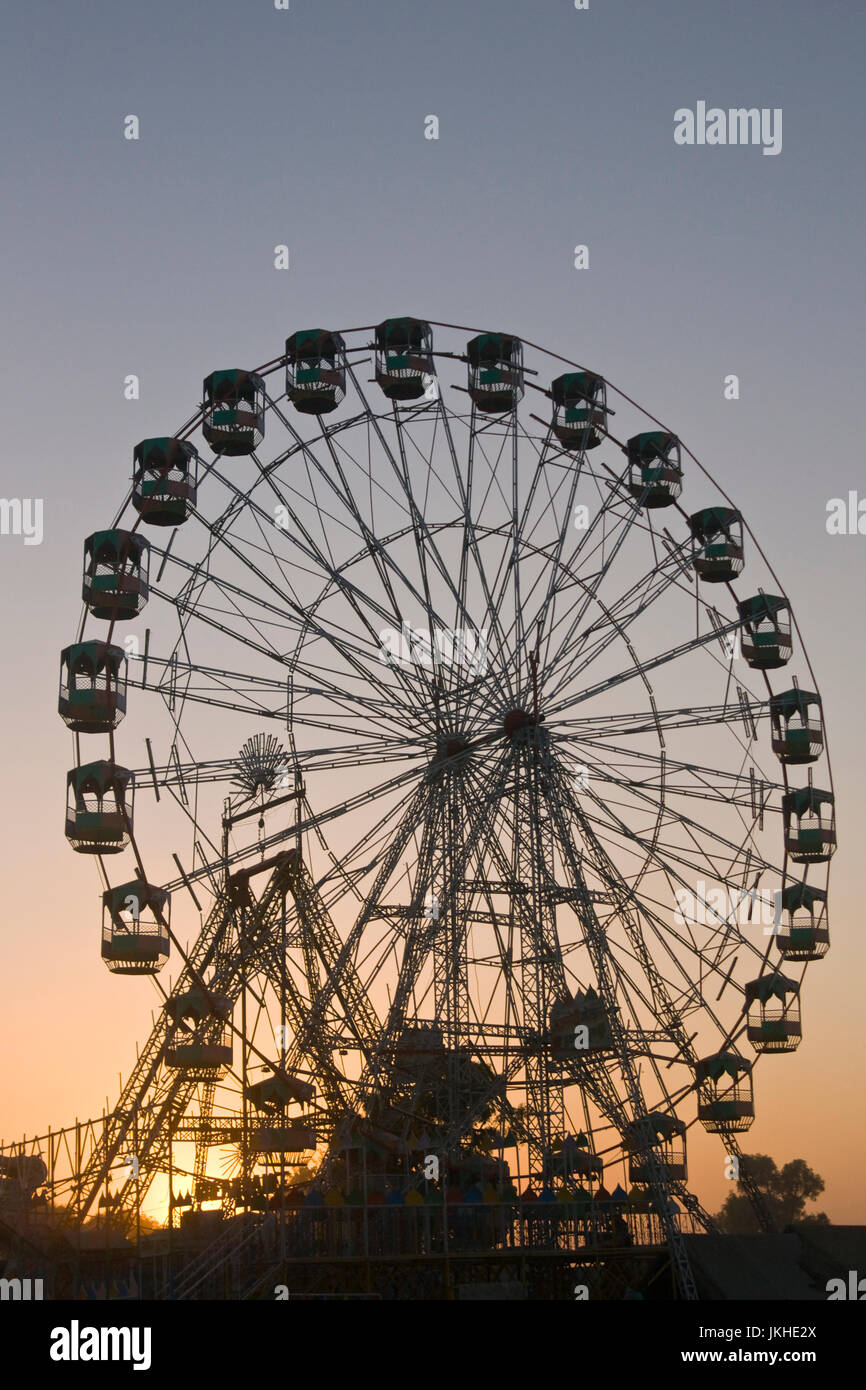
[57,318,834,1293]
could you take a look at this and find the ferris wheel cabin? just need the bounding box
[132,437,199,527]
[550,371,607,450]
[626,1112,687,1183]
[164,988,233,1077]
[745,973,802,1053]
[626,432,683,508]
[65,761,133,854]
[202,369,266,455]
[737,594,792,669]
[783,787,836,863]
[102,880,170,974]
[246,1074,315,1110]
[695,1052,755,1132]
[689,507,745,582]
[374,318,434,400]
[82,530,150,621]
[250,1125,316,1157]
[775,882,830,961]
[247,1076,317,1155]
[285,329,346,414]
[466,333,525,413]
[549,986,613,1057]
[58,642,127,733]
[393,1024,445,1063]
[552,1132,604,1185]
[770,688,824,764]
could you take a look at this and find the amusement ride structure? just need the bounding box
[0,319,834,1299]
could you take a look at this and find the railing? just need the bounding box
[163,1212,265,1300]
[169,1202,676,1298]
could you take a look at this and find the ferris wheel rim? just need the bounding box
[58,318,834,1221]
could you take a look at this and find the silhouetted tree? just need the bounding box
[715,1152,829,1232]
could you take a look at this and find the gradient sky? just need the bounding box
[0,0,864,1224]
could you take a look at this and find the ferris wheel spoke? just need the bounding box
[568,543,692,662]
[553,758,751,1043]
[151,561,307,651]
[562,743,783,812]
[501,418,581,565]
[156,758,427,896]
[389,410,509,719]
[578,799,781,899]
[387,407,450,660]
[491,429,587,664]
[459,408,514,524]
[471,411,564,679]
[555,700,781,830]
[572,769,784,919]
[194,490,387,640]
[270,390,459,528]
[508,410,526,668]
[555,699,771,741]
[541,542,696,707]
[553,622,744,718]
[538,462,650,651]
[194,468,439,715]
[562,757,783,881]
[128,661,389,739]
[569,751,783,846]
[587,850,767,987]
[547,567,696,708]
[259,397,462,711]
[144,643,433,734]
[127,736,428,799]
[162,553,451,740]
[431,401,522,701]
[337,366,516,692]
